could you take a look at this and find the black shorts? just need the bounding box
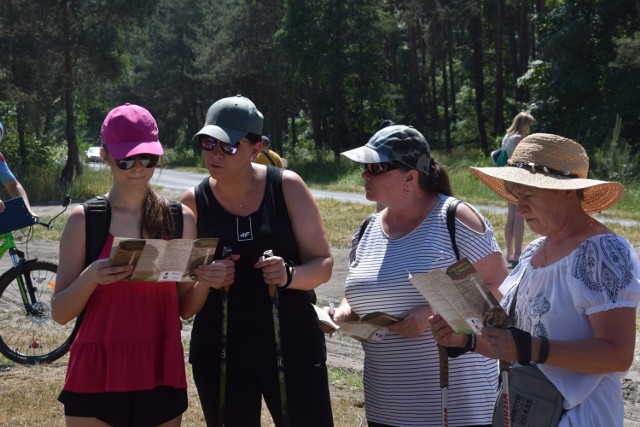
[58,386,188,427]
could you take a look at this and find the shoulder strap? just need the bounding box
[169,201,183,239]
[82,196,111,267]
[349,213,375,263]
[262,150,276,166]
[357,214,374,246]
[447,198,461,260]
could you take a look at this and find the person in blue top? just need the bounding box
[0,122,36,217]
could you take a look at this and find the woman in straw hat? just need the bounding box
[431,133,640,426]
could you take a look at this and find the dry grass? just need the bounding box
[0,351,365,427]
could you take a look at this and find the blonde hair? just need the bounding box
[506,112,535,135]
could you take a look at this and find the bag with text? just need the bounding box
[492,363,565,427]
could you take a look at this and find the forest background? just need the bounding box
[0,0,639,199]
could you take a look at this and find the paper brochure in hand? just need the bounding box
[312,304,401,343]
[110,237,219,282]
[408,258,511,334]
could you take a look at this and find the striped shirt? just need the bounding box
[345,195,500,426]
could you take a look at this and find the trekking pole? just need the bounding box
[218,246,233,427]
[263,249,289,427]
[500,360,511,427]
[438,345,449,427]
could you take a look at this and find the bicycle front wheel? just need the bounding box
[0,260,80,364]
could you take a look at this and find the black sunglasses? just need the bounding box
[114,154,160,170]
[363,162,404,176]
[199,135,242,156]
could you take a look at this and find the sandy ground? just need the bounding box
[6,201,640,425]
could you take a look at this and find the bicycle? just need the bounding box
[0,195,77,364]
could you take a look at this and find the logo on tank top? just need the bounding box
[237,216,253,241]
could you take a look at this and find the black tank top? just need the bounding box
[189,166,326,372]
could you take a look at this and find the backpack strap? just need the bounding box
[357,214,374,244]
[170,201,184,239]
[262,150,276,166]
[82,196,111,267]
[446,198,461,261]
[349,213,375,263]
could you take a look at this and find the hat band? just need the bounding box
[508,161,578,178]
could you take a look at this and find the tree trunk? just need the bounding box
[16,103,28,171]
[472,0,489,153]
[59,0,81,184]
[516,0,530,102]
[494,0,505,135]
[442,60,451,150]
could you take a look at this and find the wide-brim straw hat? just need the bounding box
[470,133,624,213]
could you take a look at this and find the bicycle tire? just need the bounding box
[0,260,80,364]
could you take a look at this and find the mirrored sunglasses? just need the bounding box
[115,154,160,170]
[199,135,242,156]
[363,162,404,176]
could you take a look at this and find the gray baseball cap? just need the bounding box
[341,124,431,174]
[194,95,264,143]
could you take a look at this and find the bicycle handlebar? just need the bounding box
[39,195,72,229]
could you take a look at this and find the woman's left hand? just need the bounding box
[480,326,519,361]
[429,314,467,348]
[386,306,432,338]
[255,254,288,288]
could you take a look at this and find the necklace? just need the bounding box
[541,239,553,267]
[541,235,568,267]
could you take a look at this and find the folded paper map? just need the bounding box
[408,258,511,334]
[110,237,219,282]
[312,304,401,343]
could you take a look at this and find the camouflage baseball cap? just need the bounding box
[341,124,431,174]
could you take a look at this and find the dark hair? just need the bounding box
[417,158,453,196]
[246,133,262,144]
[379,119,395,129]
[142,188,177,239]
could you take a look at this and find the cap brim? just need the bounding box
[107,141,163,159]
[341,146,391,164]
[470,166,624,213]
[194,125,246,144]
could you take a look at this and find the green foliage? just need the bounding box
[1,0,640,190]
[591,116,640,183]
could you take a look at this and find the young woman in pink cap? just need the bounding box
[52,104,233,427]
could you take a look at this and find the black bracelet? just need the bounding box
[538,336,550,364]
[509,327,532,364]
[279,261,295,291]
[446,334,474,358]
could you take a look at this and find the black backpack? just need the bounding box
[82,196,184,267]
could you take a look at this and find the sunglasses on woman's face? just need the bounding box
[363,162,403,176]
[199,135,242,156]
[114,154,160,170]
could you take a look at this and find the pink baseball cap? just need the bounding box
[101,103,163,159]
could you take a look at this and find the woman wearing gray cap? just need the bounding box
[432,133,640,426]
[179,95,334,426]
[330,124,508,426]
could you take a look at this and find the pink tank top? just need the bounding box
[63,234,187,393]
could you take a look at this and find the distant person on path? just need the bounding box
[329,124,508,426]
[180,94,334,426]
[432,133,640,426]
[253,135,285,168]
[52,103,199,427]
[0,121,36,217]
[501,112,534,267]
